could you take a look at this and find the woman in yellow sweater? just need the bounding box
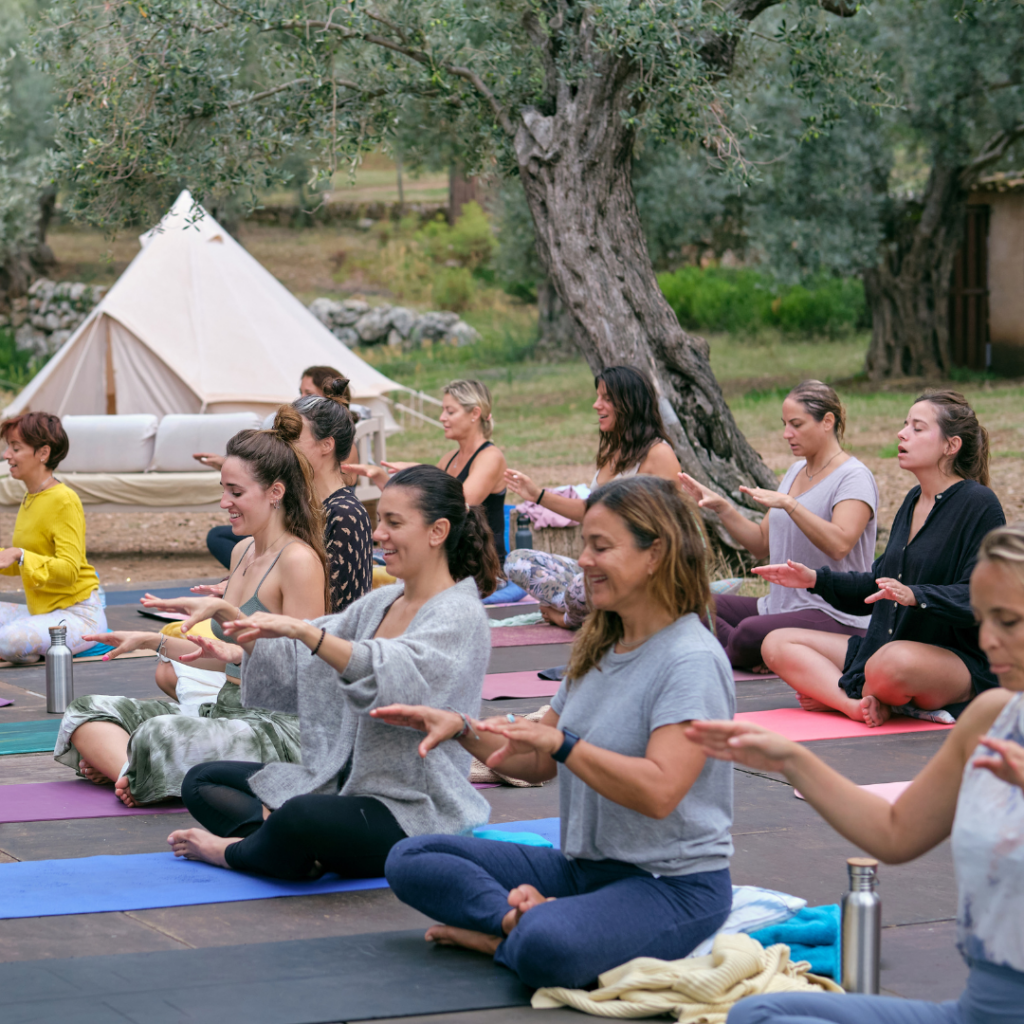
[0,412,106,661]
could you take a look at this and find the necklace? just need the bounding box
[804,450,842,481]
[23,475,56,499]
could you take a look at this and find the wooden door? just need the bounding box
[949,205,990,370]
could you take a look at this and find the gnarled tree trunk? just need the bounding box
[513,69,776,512]
[864,161,968,379]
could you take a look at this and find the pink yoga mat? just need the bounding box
[734,708,953,742]
[490,624,575,648]
[796,781,911,803]
[487,597,540,609]
[482,671,560,700]
[0,780,186,823]
[733,669,780,682]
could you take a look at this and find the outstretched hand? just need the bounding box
[738,485,792,512]
[190,581,227,597]
[338,462,390,489]
[864,578,917,607]
[678,473,730,515]
[83,631,153,661]
[973,735,1024,792]
[477,717,562,770]
[370,704,465,758]
[219,611,307,645]
[684,720,798,773]
[139,595,227,632]
[504,469,542,503]
[178,632,244,665]
[752,560,817,590]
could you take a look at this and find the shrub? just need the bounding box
[417,202,496,271]
[433,267,475,312]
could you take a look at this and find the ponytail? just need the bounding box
[226,405,330,610]
[386,464,500,596]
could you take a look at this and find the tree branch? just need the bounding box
[818,0,859,17]
[962,122,1024,186]
[223,78,310,110]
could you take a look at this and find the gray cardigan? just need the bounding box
[240,576,491,837]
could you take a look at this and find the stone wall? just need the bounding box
[308,298,481,351]
[0,278,106,357]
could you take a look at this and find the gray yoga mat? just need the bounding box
[0,929,531,1023]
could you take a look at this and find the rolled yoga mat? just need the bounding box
[0,780,187,823]
[0,718,60,755]
[0,928,532,1024]
[0,817,561,919]
[735,707,954,742]
[490,623,575,647]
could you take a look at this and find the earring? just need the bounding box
[272,499,281,509]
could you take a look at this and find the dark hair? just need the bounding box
[385,464,500,596]
[594,366,670,476]
[914,389,990,486]
[787,380,846,444]
[227,405,330,609]
[0,412,69,470]
[301,366,351,404]
[566,476,711,681]
[294,386,357,469]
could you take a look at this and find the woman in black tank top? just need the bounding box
[343,379,508,566]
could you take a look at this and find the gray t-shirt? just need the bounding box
[758,457,878,628]
[550,613,734,877]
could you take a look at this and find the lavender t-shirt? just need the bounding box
[758,457,878,627]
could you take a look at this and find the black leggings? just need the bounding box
[181,761,407,880]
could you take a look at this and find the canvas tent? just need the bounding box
[5,190,404,421]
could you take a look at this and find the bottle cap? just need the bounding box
[48,619,68,641]
[847,856,879,872]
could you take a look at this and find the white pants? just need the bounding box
[0,591,108,663]
[172,661,227,715]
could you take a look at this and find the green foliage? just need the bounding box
[432,267,475,312]
[658,266,866,338]
[417,203,495,271]
[0,327,49,389]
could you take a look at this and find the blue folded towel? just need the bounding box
[482,581,528,605]
[750,904,840,978]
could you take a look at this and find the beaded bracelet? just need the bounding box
[310,627,326,657]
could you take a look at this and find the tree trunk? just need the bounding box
[534,277,577,360]
[513,73,776,512]
[449,165,478,224]
[864,161,968,379]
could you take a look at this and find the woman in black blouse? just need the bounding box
[756,391,1005,727]
[292,382,374,612]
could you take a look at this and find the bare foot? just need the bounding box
[860,695,891,728]
[167,827,240,869]
[114,776,138,807]
[425,925,501,956]
[750,663,774,675]
[797,694,835,713]
[501,884,557,935]
[78,759,113,786]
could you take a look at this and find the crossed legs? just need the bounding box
[762,630,972,726]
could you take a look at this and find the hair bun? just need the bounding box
[272,404,304,444]
[323,377,352,404]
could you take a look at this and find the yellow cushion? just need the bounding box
[160,617,216,640]
[372,565,397,589]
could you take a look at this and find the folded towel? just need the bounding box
[750,905,841,979]
[482,581,528,605]
[688,885,806,958]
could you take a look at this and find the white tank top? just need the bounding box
[951,690,1024,972]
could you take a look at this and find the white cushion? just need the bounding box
[61,415,158,474]
[150,413,262,472]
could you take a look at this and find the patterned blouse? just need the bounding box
[324,487,373,613]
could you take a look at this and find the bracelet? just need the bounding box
[310,627,326,657]
[537,488,546,506]
[155,636,173,664]
[447,707,479,741]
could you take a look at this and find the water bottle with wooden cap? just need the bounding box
[45,620,74,714]
[841,856,881,994]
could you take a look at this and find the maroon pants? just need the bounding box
[714,594,865,670]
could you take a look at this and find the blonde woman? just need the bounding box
[374,476,734,990]
[344,379,508,562]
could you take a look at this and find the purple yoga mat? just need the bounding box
[482,671,559,700]
[490,624,574,648]
[733,669,780,682]
[0,780,187,823]
[0,698,13,708]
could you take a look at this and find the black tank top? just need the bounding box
[444,441,507,564]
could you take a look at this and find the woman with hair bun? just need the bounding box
[54,412,327,806]
[680,380,878,671]
[166,465,499,882]
[343,378,508,564]
[377,476,734,991]
[758,391,1005,726]
[504,365,681,628]
[0,412,107,661]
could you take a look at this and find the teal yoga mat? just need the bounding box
[0,817,561,919]
[0,718,60,755]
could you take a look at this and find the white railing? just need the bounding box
[386,389,445,430]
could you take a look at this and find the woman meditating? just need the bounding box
[377,475,734,990]
[758,390,1004,727]
[504,365,681,629]
[690,522,1024,1024]
[343,379,508,563]
[166,465,499,881]
[680,381,878,670]
[54,412,328,806]
[0,412,107,661]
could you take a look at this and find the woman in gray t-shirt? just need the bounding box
[376,476,734,991]
[680,380,877,670]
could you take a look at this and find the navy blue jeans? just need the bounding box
[385,833,732,990]
[728,961,1024,1024]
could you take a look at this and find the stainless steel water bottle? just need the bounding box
[45,621,74,714]
[514,518,532,551]
[841,856,881,994]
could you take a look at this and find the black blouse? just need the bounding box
[323,487,374,613]
[809,479,1005,710]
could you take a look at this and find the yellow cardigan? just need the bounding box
[1,483,101,615]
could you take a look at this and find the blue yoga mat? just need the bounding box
[0,718,60,755]
[0,817,561,919]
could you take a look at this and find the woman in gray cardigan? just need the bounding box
[166,465,500,880]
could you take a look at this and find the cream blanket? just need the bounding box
[531,933,843,1021]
